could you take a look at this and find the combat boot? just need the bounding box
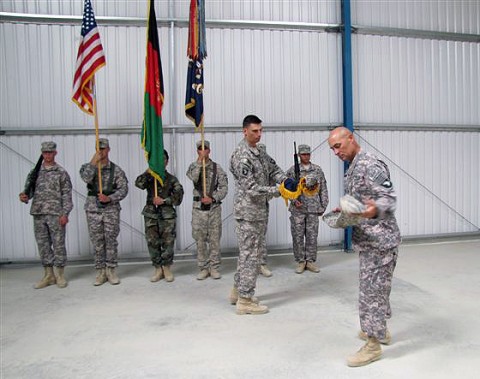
[162,265,174,282]
[358,329,392,345]
[229,287,259,305]
[306,261,320,273]
[260,265,272,277]
[106,267,120,285]
[197,269,209,280]
[94,268,107,286]
[150,266,164,282]
[54,267,68,288]
[236,297,269,315]
[34,267,56,289]
[347,337,382,367]
[209,267,221,280]
[295,262,306,274]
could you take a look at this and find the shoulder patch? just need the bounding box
[239,158,253,177]
[381,180,393,188]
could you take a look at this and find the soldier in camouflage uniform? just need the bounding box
[286,144,329,274]
[328,127,401,367]
[135,149,184,283]
[19,141,73,289]
[229,115,287,315]
[186,140,228,280]
[80,138,128,286]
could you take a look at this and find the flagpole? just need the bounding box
[92,77,103,194]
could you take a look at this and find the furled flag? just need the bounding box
[141,0,166,184]
[72,0,106,115]
[185,0,207,130]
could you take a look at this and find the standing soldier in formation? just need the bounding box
[80,138,128,286]
[135,149,184,283]
[19,141,73,289]
[229,115,286,315]
[286,144,329,274]
[187,140,228,280]
[328,127,401,367]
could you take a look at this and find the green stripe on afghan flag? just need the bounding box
[142,0,165,184]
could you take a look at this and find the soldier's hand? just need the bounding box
[358,199,377,219]
[201,196,213,205]
[153,196,165,206]
[294,200,302,208]
[90,151,102,165]
[97,193,111,203]
[59,215,69,226]
[19,193,29,204]
[332,207,341,213]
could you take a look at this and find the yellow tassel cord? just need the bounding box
[279,177,306,206]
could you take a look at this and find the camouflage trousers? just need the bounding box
[192,206,222,270]
[289,212,319,262]
[234,219,267,298]
[33,215,67,267]
[144,216,176,267]
[358,247,398,340]
[259,219,268,265]
[86,210,120,269]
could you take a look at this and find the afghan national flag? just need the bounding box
[185,0,207,130]
[142,0,165,184]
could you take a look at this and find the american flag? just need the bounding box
[72,0,106,115]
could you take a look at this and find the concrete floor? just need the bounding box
[1,239,479,379]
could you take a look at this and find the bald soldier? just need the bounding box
[328,127,401,367]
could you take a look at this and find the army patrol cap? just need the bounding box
[41,141,57,152]
[98,138,109,149]
[298,144,311,154]
[196,140,210,149]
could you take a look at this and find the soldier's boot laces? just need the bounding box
[209,267,221,280]
[295,262,306,274]
[54,267,68,288]
[306,261,320,273]
[106,267,120,285]
[162,265,174,282]
[358,330,392,345]
[347,337,382,367]
[236,297,269,315]
[197,269,210,280]
[150,266,164,282]
[34,267,56,289]
[94,268,107,286]
[260,265,273,277]
[229,287,259,305]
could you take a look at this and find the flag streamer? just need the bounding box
[141,0,166,185]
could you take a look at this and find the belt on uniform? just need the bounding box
[193,196,201,201]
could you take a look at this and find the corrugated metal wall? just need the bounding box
[1,1,479,262]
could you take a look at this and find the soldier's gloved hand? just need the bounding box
[283,178,298,192]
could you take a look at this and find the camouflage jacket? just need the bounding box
[229,139,286,221]
[25,163,73,216]
[186,159,228,210]
[345,149,401,252]
[135,170,184,219]
[79,161,129,212]
[286,162,329,215]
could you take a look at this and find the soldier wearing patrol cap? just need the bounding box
[186,140,228,280]
[328,127,401,367]
[80,138,129,286]
[19,141,73,289]
[229,115,287,315]
[286,144,329,274]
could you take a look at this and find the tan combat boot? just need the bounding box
[295,262,306,274]
[347,337,382,367]
[306,261,320,273]
[54,267,68,288]
[236,297,269,315]
[94,268,107,286]
[229,287,259,305]
[162,265,174,282]
[150,266,164,282]
[358,329,392,345]
[209,267,221,280]
[260,265,272,277]
[197,269,209,280]
[34,267,56,289]
[106,267,120,285]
